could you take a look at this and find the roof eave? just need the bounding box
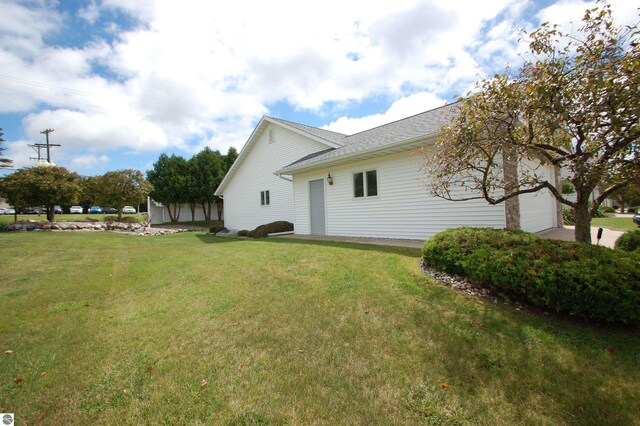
[274,134,439,176]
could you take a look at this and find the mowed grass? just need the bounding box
[0,232,639,425]
[591,216,638,232]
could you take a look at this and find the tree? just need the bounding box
[0,166,82,222]
[87,169,153,221]
[0,128,13,169]
[424,2,639,243]
[146,154,189,222]
[189,147,224,222]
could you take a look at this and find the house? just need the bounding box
[214,104,561,240]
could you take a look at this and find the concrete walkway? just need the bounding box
[277,226,623,249]
[277,233,425,248]
[537,226,622,248]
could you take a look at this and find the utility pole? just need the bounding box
[40,129,59,163]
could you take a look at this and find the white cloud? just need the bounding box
[70,154,110,169]
[2,0,634,173]
[324,92,447,135]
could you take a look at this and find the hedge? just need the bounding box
[422,227,640,325]
[615,230,640,253]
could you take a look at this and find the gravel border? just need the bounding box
[419,259,526,311]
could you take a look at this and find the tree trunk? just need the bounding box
[117,205,123,222]
[618,194,625,213]
[216,199,223,221]
[201,202,211,221]
[48,204,55,222]
[573,201,592,244]
[189,203,196,222]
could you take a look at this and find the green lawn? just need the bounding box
[591,217,638,232]
[1,232,639,425]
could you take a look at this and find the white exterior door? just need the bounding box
[309,179,326,235]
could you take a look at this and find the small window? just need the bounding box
[260,190,270,206]
[353,170,378,198]
[268,129,275,144]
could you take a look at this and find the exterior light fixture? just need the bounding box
[327,173,334,185]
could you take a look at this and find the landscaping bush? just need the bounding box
[615,230,640,253]
[601,206,616,214]
[104,215,143,223]
[250,221,294,238]
[422,227,640,325]
[209,224,226,234]
[562,209,575,225]
[237,230,249,237]
[628,206,638,214]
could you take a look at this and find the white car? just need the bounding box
[70,206,83,214]
[122,206,137,214]
[2,208,15,215]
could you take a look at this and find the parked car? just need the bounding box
[89,206,103,214]
[54,205,63,214]
[3,208,15,215]
[102,207,118,214]
[70,206,83,214]
[122,206,137,214]
[24,207,41,214]
[634,213,640,226]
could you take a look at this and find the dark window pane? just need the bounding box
[354,172,364,197]
[366,170,377,196]
[266,190,270,205]
[260,191,265,205]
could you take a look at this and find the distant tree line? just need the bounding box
[0,166,153,222]
[146,147,237,222]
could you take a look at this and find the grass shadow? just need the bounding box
[193,233,422,257]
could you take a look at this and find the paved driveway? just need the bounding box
[537,226,623,248]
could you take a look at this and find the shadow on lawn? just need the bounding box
[411,298,640,425]
[193,233,422,257]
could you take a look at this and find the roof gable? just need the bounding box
[214,116,347,196]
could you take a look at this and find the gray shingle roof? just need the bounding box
[268,117,348,146]
[277,103,459,173]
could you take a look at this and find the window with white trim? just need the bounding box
[260,190,270,206]
[268,129,275,143]
[353,170,378,198]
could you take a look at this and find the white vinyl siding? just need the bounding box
[518,159,557,232]
[293,150,506,240]
[222,124,331,230]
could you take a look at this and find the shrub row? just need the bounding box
[422,227,640,325]
[237,221,294,238]
[615,230,640,253]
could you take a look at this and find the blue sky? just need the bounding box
[0,0,635,177]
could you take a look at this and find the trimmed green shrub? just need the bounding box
[562,209,575,225]
[209,225,226,234]
[237,230,249,237]
[628,207,638,214]
[250,221,294,238]
[615,230,640,253]
[104,215,143,223]
[601,206,616,214]
[422,227,640,325]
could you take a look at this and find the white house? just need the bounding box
[215,104,561,240]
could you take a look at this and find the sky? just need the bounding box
[0,0,636,177]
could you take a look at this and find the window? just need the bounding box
[353,170,378,198]
[268,129,275,144]
[260,190,270,206]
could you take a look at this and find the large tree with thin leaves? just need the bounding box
[0,166,82,222]
[190,147,224,221]
[86,169,153,221]
[424,2,640,243]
